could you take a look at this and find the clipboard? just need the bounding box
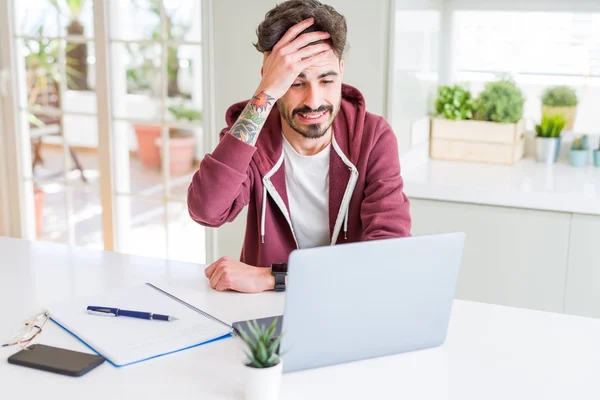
[49,283,233,367]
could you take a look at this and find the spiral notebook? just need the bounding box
[49,283,233,367]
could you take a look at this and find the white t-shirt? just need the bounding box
[282,134,330,249]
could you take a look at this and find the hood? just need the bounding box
[222,83,367,174]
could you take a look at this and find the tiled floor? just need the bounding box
[32,146,206,265]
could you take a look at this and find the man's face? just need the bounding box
[277,51,344,140]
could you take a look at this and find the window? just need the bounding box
[2,0,208,264]
[453,11,600,132]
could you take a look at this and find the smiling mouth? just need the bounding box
[296,110,329,122]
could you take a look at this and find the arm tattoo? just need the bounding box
[229,91,276,146]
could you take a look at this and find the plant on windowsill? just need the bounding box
[133,105,202,174]
[429,77,526,165]
[541,85,578,132]
[238,318,284,400]
[569,134,589,168]
[534,112,565,164]
[594,139,600,168]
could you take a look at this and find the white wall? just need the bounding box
[210,0,394,261]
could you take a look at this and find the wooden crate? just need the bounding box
[429,118,525,165]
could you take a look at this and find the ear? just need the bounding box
[339,58,345,77]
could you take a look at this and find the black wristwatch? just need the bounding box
[271,262,288,292]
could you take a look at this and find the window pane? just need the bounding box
[167,201,205,264]
[59,0,95,39]
[110,0,161,41]
[16,0,61,37]
[70,187,103,249]
[164,0,202,42]
[454,11,600,133]
[111,43,162,121]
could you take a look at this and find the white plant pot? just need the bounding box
[243,360,283,400]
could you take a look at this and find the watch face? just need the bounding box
[271,263,288,273]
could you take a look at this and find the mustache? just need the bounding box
[292,105,333,117]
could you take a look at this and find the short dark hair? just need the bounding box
[254,0,348,58]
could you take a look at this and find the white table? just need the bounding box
[2,237,600,399]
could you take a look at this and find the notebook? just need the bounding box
[48,283,233,367]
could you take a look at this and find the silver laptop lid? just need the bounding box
[280,232,466,373]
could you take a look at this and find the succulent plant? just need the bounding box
[535,112,565,138]
[571,135,589,151]
[542,86,578,107]
[434,84,475,120]
[474,78,525,123]
[239,318,282,368]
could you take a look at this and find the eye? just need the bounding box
[322,80,334,84]
[291,82,304,88]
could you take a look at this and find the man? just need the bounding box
[188,0,411,293]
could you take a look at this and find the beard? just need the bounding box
[278,99,341,140]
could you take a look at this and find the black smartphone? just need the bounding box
[8,344,105,377]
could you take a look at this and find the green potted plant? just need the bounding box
[430,78,526,165]
[534,112,565,164]
[154,105,202,175]
[473,78,525,124]
[569,135,589,168]
[238,318,284,400]
[434,84,475,120]
[594,139,600,168]
[541,86,578,131]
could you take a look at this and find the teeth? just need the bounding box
[300,111,326,119]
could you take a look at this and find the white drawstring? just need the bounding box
[343,208,348,240]
[261,184,267,244]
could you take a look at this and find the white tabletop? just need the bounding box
[401,146,600,215]
[2,236,600,399]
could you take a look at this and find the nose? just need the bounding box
[303,83,323,111]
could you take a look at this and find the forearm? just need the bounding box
[229,88,276,146]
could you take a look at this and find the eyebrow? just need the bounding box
[297,71,339,80]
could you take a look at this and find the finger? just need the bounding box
[281,31,331,55]
[292,43,331,62]
[299,48,333,68]
[274,18,316,50]
[209,264,226,289]
[205,261,219,278]
[215,274,231,292]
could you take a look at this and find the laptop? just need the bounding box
[233,232,466,373]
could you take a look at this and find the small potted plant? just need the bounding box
[534,112,565,164]
[594,139,600,168]
[541,86,578,131]
[434,84,475,120]
[155,104,202,175]
[238,318,284,400]
[569,135,589,168]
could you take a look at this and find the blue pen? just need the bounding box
[86,306,178,321]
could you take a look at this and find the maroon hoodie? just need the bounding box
[188,83,411,267]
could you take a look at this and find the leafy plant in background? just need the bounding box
[474,77,525,123]
[168,104,202,137]
[49,0,89,90]
[129,0,192,98]
[571,135,589,150]
[535,112,566,138]
[434,84,474,120]
[238,318,283,368]
[542,86,578,107]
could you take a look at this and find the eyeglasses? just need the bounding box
[2,310,50,349]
